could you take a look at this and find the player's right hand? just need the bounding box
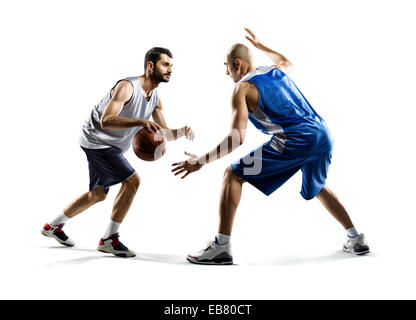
[171,151,204,179]
[141,120,162,132]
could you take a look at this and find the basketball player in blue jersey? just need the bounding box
[41,47,194,257]
[172,29,369,264]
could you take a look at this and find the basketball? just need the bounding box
[132,128,166,161]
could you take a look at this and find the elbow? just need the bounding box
[100,115,118,129]
[100,117,109,130]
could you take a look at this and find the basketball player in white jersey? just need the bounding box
[42,47,194,257]
[172,29,369,264]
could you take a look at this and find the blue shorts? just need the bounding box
[231,137,332,200]
[81,146,135,194]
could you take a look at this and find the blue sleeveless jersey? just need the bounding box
[240,66,332,157]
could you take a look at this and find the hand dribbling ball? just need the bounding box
[132,128,166,161]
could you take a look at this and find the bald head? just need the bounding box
[225,43,255,83]
[227,43,253,66]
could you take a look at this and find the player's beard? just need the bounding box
[151,67,171,83]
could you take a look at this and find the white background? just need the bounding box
[0,0,415,299]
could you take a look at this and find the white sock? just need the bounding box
[215,233,231,245]
[103,220,121,239]
[346,226,359,238]
[49,212,70,226]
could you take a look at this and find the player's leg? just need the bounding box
[217,144,300,238]
[316,185,369,255]
[187,142,303,265]
[301,152,370,255]
[218,158,300,236]
[187,166,243,265]
[41,147,109,247]
[63,186,108,218]
[97,172,140,258]
[110,172,141,223]
[41,186,107,246]
[218,166,246,236]
[315,185,353,229]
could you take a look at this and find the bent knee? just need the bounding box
[123,173,141,191]
[316,185,330,199]
[89,187,107,202]
[223,166,234,178]
[223,166,244,184]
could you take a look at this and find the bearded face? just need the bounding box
[150,54,172,83]
[151,65,171,83]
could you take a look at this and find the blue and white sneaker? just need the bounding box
[343,233,370,255]
[187,240,233,265]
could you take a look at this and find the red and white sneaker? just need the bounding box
[97,233,136,258]
[41,223,75,247]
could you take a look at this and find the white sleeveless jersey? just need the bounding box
[79,77,159,153]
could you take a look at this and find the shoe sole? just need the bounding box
[41,229,75,247]
[96,247,136,258]
[343,246,370,255]
[187,256,233,265]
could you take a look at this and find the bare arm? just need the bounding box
[245,28,293,74]
[171,83,249,178]
[100,80,161,132]
[198,83,249,164]
[152,98,194,141]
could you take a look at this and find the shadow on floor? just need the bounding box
[245,250,375,266]
[35,246,191,267]
[35,246,372,268]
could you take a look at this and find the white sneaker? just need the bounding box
[187,240,233,265]
[343,233,370,255]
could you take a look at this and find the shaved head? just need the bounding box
[227,43,253,66]
[224,43,255,83]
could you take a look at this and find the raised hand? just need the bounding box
[244,28,263,49]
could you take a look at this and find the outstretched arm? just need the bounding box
[197,84,248,164]
[171,83,249,179]
[244,28,293,74]
[152,98,194,142]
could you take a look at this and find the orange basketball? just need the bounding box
[132,128,166,161]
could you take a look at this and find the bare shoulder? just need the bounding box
[232,81,258,112]
[115,80,133,93]
[233,81,259,112]
[233,81,255,96]
[112,80,134,101]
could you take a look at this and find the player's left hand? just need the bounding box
[182,126,195,141]
[244,28,262,49]
[171,151,203,179]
